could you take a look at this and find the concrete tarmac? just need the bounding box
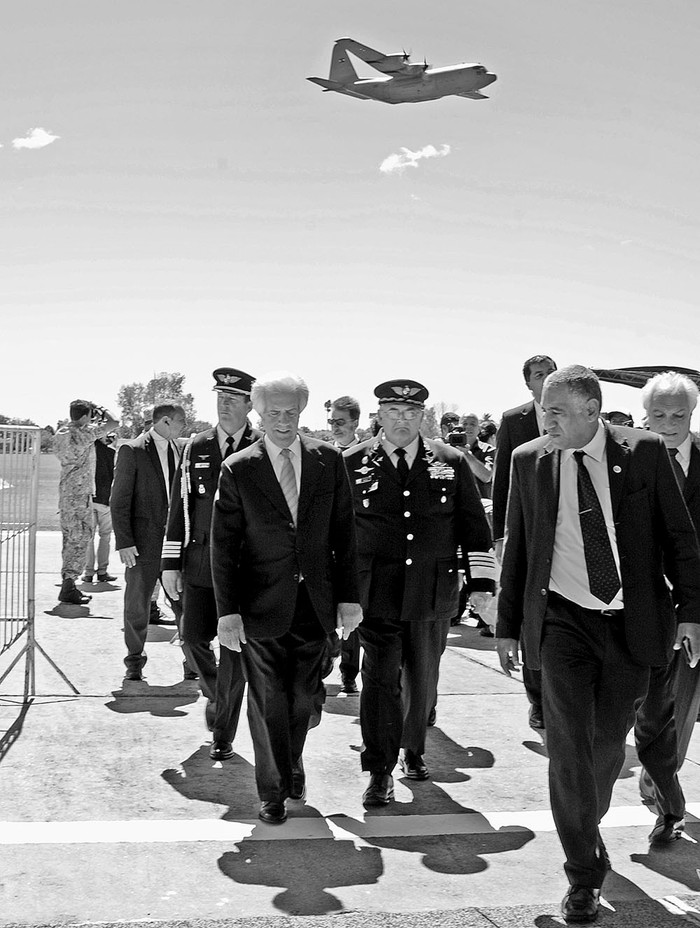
[1,532,699,927]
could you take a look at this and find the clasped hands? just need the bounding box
[217,602,364,652]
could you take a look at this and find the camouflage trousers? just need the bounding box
[60,504,94,580]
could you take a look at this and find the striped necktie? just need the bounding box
[279,447,298,526]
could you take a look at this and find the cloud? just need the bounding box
[379,143,451,175]
[12,128,60,150]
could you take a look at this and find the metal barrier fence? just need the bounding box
[0,426,77,699]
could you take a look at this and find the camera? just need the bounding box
[447,427,467,447]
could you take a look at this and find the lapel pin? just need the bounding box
[613,465,622,474]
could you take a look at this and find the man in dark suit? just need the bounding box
[111,400,187,681]
[635,371,700,845]
[496,365,700,924]
[492,353,557,730]
[344,380,496,806]
[211,372,361,825]
[161,368,260,761]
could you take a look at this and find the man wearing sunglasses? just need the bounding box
[343,379,496,806]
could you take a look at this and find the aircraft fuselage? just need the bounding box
[352,64,496,104]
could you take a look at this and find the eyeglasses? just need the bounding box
[328,418,348,427]
[383,408,421,421]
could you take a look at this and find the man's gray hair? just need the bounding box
[251,371,310,415]
[641,371,699,412]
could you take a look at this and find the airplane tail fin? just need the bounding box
[329,40,359,83]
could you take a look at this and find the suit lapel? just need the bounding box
[203,430,222,469]
[604,425,629,520]
[298,437,324,524]
[247,438,295,522]
[684,444,700,505]
[406,437,431,484]
[536,444,559,543]
[145,433,167,503]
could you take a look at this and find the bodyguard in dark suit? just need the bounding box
[492,354,557,730]
[634,371,700,845]
[344,380,496,806]
[111,401,187,680]
[496,365,700,924]
[212,372,361,825]
[161,368,260,761]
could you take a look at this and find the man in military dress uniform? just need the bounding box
[162,368,260,760]
[54,399,119,605]
[343,379,497,806]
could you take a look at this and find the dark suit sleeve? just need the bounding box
[455,454,496,594]
[329,450,360,603]
[496,452,527,640]
[161,452,187,571]
[110,444,137,551]
[210,460,245,617]
[492,417,514,540]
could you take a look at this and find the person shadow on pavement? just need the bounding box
[163,746,384,916]
[106,682,199,718]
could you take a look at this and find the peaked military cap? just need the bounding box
[374,379,429,408]
[212,367,256,395]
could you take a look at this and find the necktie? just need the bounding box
[279,447,299,526]
[395,447,409,485]
[167,442,176,492]
[573,451,621,605]
[669,448,686,493]
[225,435,235,458]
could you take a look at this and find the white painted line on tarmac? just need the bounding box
[1,803,698,846]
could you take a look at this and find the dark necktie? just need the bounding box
[395,447,409,485]
[573,450,621,605]
[668,448,686,493]
[225,435,235,458]
[167,442,176,491]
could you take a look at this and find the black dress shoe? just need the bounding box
[58,579,91,605]
[561,885,600,923]
[340,676,359,695]
[400,750,430,780]
[290,759,306,800]
[427,707,437,727]
[362,773,394,806]
[258,800,287,824]
[649,813,684,845]
[149,605,176,626]
[210,740,234,761]
[528,705,545,731]
[96,572,117,582]
[125,669,143,681]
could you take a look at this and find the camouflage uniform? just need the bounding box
[54,421,114,580]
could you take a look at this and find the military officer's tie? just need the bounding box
[573,450,620,605]
[225,435,235,458]
[669,448,686,493]
[279,447,298,526]
[395,447,410,485]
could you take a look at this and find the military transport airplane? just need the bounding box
[307,38,497,105]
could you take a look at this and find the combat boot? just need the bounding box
[58,578,91,605]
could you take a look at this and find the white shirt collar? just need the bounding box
[149,427,170,448]
[217,422,246,453]
[672,433,693,468]
[264,433,301,461]
[381,433,421,465]
[561,420,607,464]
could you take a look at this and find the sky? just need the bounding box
[3,0,700,431]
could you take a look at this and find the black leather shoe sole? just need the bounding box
[258,802,287,824]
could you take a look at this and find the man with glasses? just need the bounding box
[343,379,496,805]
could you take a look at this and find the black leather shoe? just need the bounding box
[362,773,394,806]
[183,668,199,681]
[209,740,234,761]
[149,605,176,626]
[58,579,91,605]
[96,572,117,582]
[81,574,94,583]
[340,676,359,695]
[561,885,600,923]
[258,801,287,824]
[427,707,437,727]
[649,813,684,845]
[290,758,306,800]
[125,669,143,681]
[400,750,430,780]
[529,705,545,731]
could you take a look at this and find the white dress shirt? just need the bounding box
[150,428,179,502]
[264,433,302,493]
[381,434,421,470]
[669,434,692,477]
[217,422,247,459]
[534,400,545,436]
[549,421,624,610]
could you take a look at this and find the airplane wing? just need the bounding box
[337,37,413,76]
[457,91,490,99]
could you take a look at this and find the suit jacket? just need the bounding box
[211,434,360,638]
[161,422,260,587]
[111,432,175,560]
[670,441,700,604]
[497,423,700,669]
[343,436,495,623]
[492,400,540,540]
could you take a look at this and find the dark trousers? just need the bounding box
[359,613,450,773]
[123,558,182,672]
[181,582,245,743]
[541,594,649,888]
[240,582,326,802]
[339,629,361,682]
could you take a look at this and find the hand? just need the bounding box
[496,637,521,676]
[161,569,183,601]
[494,539,504,564]
[469,591,492,615]
[218,613,246,651]
[674,622,700,668]
[118,546,139,568]
[337,602,363,639]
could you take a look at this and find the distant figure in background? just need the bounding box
[327,395,363,694]
[603,410,635,427]
[83,434,117,584]
[54,400,119,605]
[460,413,494,498]
[478,419,498,449]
